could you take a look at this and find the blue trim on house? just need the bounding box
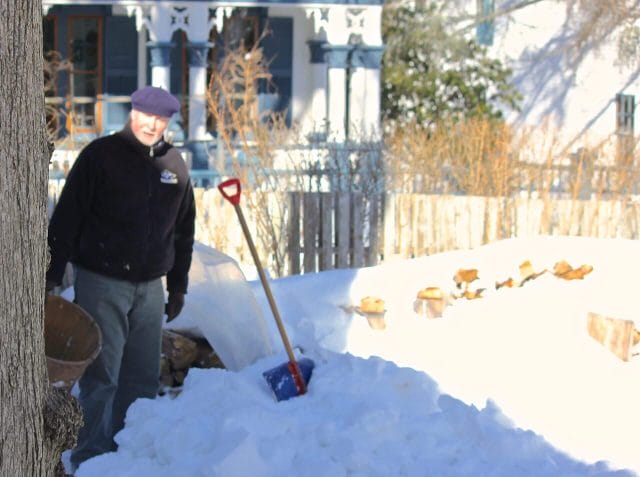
[45,0,384,7]
[147,41,174,67]
[185,141,210,170]
[323,44,351,68]
[350,45,384,68]
[187,42,213,68]
[308,40,326,64]
[311,42,384,69]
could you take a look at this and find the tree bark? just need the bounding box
[0,1,79,475]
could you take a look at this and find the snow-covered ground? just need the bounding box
[70,236,639,476]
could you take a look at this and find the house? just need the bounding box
[42,0,384,170]
[469,0,640,160]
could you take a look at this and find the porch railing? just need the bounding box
[46,94,132,142]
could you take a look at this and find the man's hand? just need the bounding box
[165,292,185,322]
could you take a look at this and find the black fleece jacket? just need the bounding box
[47,123,196,293]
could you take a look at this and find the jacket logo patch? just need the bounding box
[160,169,178,184]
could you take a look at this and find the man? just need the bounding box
[46,86,196,469]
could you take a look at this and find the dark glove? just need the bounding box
[165,292,185,322]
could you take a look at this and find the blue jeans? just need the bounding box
[70,266,164,468]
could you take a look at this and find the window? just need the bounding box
[476,0,495,46]
[616,93,635,135]
[68,16,102,131]
[616,93,635,163]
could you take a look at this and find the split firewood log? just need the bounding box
[453,268,478,289]
[414,286,448,318]
[416,286,444,300]
[359,296,385,314]
[356,296,386,329]
[162,329,198,370]
[553,260,593,280]
[192,337,225,369]
[159,356,174,389]
[518,260,547,286]
[519,260,536,280]
[159,330,227,394]
[587,312,635,361]
[495,277,516,289]
[558,264,593,280]
[553,260,573,277]
[172,369,187,386]
[462,288,485,300]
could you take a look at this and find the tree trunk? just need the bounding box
[0,1,80,475]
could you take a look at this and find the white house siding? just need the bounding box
[485,1,640,155]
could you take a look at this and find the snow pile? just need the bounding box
[72,237,640,476]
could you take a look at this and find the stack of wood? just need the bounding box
[159,329,225,394]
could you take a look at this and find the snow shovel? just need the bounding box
[218,178,314,401]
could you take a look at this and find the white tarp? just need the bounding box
[167,243,275,371]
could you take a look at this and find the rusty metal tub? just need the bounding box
[45,295,102,390]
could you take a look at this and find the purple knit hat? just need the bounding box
[131,86,180,118]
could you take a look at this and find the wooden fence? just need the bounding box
[287,191,382,274]
[380,194,640,259]
[193,190,640,276]
[49,179,640,277]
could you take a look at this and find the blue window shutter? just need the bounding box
[170,30,187,99]
[476,0,495,46]
[260,17,293,125]
[104,16,137,95]
[104,15,137,134]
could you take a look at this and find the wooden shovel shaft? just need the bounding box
[232,202,306,394]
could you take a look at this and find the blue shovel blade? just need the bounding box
[263,357,315,401]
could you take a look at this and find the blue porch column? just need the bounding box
[147,41,173,90]
[186,42,213,170]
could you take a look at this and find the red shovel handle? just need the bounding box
[218,178,241,205]
[288,361,307,395]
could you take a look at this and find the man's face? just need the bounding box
[130,109,171,146]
